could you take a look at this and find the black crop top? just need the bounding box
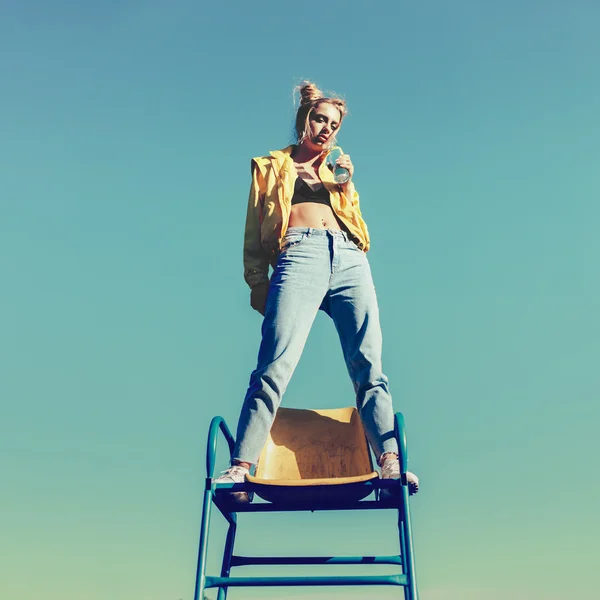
[291,177,331,206]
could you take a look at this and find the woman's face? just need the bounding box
[302,102,342,150]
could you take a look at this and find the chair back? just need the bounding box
[254,407,375,480]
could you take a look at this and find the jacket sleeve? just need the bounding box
[341,180,360,211]
[243,159,271,288]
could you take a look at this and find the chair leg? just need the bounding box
[398,486,418,600]
[216,518,237,600]
[400,519,410,600]
[193,486,214,600]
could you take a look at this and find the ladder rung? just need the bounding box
[205,574,407,588]
[231,554,402,566]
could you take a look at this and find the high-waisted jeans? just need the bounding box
[233,227,398,464]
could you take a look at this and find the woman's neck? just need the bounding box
[291,143,323,165]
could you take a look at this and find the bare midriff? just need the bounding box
[288,156,343,230]
[288,202,343,230]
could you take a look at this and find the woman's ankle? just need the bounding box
[233,460,252,470]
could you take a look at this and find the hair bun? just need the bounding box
[298,81,324,105]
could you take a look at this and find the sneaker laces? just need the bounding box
[216,465,249,482]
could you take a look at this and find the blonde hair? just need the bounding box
[294,81,348,147]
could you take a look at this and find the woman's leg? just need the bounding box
[233,230,331,464]
[328,237,398,464]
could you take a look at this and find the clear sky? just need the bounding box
[2,1,599,599]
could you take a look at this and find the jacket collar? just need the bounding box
[269,146,295,164]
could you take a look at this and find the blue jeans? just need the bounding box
[233,227,398,464]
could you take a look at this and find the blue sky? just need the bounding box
[1,1,599,599]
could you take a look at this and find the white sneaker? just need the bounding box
[213,465,253,503]
[380,457,419,499]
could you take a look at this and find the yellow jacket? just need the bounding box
[243,145,371,288]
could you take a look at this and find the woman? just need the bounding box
[216,82,419,501]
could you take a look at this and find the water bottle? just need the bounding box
[326,147,350,184]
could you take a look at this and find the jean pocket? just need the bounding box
[281,232,307,252]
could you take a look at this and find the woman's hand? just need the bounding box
[250,281,269,315]
[336,153,354,181]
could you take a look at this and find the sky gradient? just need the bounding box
[2,1,599,599]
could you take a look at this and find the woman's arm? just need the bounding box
[243,160,271,313]
[336,154,370,251]
[336,153,360,210]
